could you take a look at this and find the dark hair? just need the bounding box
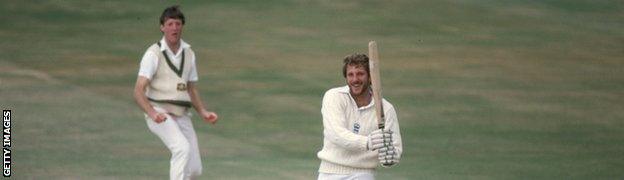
[342,53,370,78]
[160,5,185,25]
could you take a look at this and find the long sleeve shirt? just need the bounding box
[317,86,403,174]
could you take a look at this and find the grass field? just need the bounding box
[1,0,623,179]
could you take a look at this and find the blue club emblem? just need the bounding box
[353,123,360,133]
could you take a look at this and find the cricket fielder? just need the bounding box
[133,5,218,180]
[317,53,402,180]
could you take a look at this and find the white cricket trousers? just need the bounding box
[318,172,375,180]
[146,107,202,180]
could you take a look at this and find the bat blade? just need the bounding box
[368,41,385,130]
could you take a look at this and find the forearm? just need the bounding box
[323,124,368,151]
[385,107,403,157]
[322,109,368,151]
[133,77,157,115]
[389,126,402,158]
[321,91,369,151]
[187,82,208,113]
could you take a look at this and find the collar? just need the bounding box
[337,85,376,109]
[159,37,191,54]
[336,85,351,94]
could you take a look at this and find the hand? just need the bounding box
[200,110,218,125]
[149,111,168,124]
[367,129,385,151]
[377,145,396,154]
[378,145,400,167]
[380,130,393,147]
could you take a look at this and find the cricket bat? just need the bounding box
[370,41,396,167]
[368,41,385,130]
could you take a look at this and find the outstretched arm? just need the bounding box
[187,82,219,124]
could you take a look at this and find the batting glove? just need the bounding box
[379,146,400,167]
[367,129,385,151]
[381,130,393,147]
[377,145,396,154]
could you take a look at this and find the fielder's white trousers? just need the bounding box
[146,107,202,180]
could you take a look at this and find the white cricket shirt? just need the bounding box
[317,85,403,174]
[139,37,198,82]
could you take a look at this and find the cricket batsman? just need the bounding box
[133,5,218,180]
[317,53,403,180]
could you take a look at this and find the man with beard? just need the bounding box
[317,53,403,180]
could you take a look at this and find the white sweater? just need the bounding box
[317,86,402,174]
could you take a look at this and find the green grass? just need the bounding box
[1,0,623,179]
